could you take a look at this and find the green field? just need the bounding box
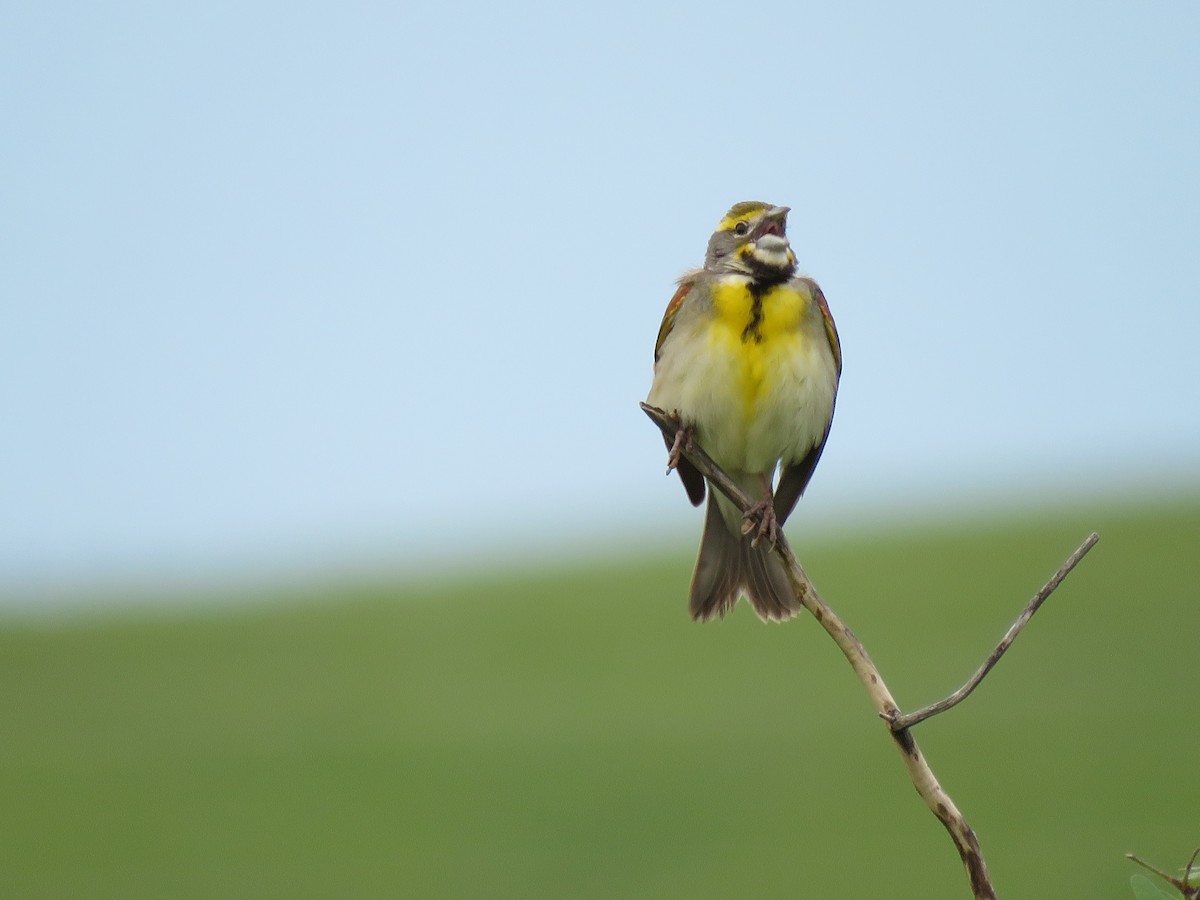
[2,499,1197,899]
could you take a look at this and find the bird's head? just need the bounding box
[704,201,796,281]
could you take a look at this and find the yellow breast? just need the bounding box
[708,279,811,417]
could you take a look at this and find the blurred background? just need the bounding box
[2,2,1197,898]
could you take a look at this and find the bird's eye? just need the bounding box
[733,221,750,236]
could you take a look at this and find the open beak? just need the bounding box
[753,207,792,240]
[756,206,790,238]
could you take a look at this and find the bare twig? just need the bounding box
[642,402,1099,900]
[1127,848,1200,898]
[888,532,1099,730]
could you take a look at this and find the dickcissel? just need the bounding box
[646,201,841,622]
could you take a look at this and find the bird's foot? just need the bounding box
[742,499,781,549]
[665,417,694,475]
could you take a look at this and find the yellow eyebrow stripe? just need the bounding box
[716,201,770,232]
[717,212,755,231]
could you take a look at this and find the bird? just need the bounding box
[646,200,842,622]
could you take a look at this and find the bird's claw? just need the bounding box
[665,418,694,475]
[742,499,781,549]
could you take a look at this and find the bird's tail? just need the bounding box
[688,493,801,623]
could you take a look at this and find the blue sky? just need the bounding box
[3,2,1198,596]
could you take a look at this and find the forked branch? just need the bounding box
[1127,847,1200,899]
[888,532,1098,730]
[641,402,1099,900]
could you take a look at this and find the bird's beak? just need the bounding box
[756,206,791,239]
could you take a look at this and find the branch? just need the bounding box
[887,532,1099,730]
[1127,848,1200,898]
[642,402,1099,900]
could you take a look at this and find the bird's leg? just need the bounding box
[665,414,694,475]
[741,473,781,548]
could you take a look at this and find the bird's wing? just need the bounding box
[773,441,827,524]
[774,279,841,523]
[653,274,705,506]
[654,277,694,363]
[812,278,842,376]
